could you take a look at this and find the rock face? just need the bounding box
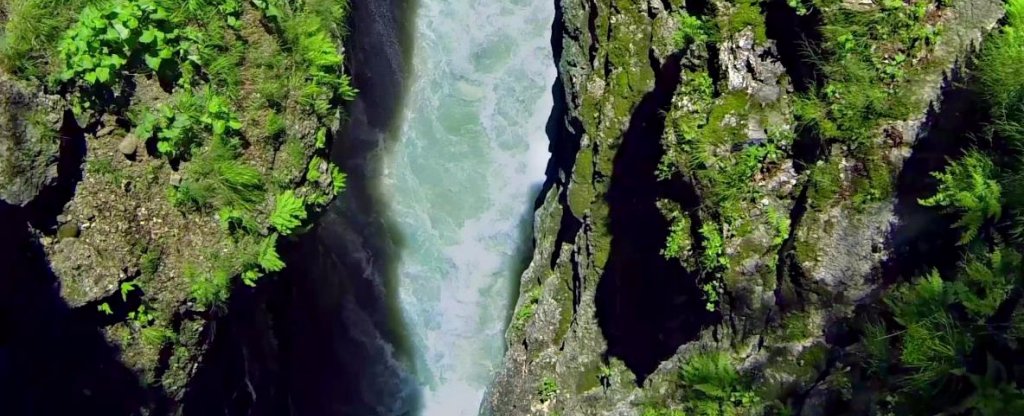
[483,0,1004,414]
[0,75,61,206]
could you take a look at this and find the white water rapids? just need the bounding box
[380,0,556,414]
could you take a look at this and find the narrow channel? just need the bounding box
[382,0,556,414]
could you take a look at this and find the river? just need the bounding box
[381,0,556,414]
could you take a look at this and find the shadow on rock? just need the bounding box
[0,202,161,415]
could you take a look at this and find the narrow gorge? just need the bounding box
[4,0,1024,415]
[382,0,554,413]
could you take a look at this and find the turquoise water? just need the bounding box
[381,0,555,414]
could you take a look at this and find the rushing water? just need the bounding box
[381,0,555,414]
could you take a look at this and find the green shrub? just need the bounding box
[188,266,231,308]
[679,352,763,415]
[137,103,203,160]
[977,0,1024,118]
[538,377,558,402]
[57,0,202,95]
[885,270,951,327]
[662,211,692,260]
[674,11,711,48]
[699,221,727,269]
[240,233,286,286]
[950,248,1020,321]
[919,152,1001,245]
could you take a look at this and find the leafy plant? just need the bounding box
[269,190,307,234]
[120,280,141,301]
[919,152,1002,245]
[57,0,202,95]
[511,285,542,334]
[662,211,691,260]
[885,270,951,327]
[679,352,763,415]
[330,164,347,195]
[97,302,114,315]
[700,221,727,269]
[187,266,231,308]
[950,248,1020,320]
[537,377,558,402]
[674,11,711,48]
[240,233,286,286]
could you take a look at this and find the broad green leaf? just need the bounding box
[139,29,156,44]
[145,55,162,71]
[113,22,130,39]
[95,67,110,83]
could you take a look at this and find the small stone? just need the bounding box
[96,125,116,138]
[170,173,182,186]
[57,223,80,239]
[118,135,139,157]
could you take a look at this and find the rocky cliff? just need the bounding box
[484,0,1003,414]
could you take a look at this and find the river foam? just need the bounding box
[381,0,555,414]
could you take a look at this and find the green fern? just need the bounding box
[330,164,347,195]
[270,190,307,234]
[885,270,951,327]
[919,152,1002,245]
[679,352,763,415]
[258,234,285,272]
[950,248,1020,320]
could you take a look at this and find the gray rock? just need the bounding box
[0,75,61,206]
[96,125,117,138]
[720,28,786,101]
[118,135,139,157]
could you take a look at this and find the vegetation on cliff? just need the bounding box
[0,0,354,404]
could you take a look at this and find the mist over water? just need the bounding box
[381,0,555,414]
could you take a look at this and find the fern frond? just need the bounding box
[270,190,307,234]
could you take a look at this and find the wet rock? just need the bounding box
[0,75,62,206]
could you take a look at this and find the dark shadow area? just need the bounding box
[882,82,985,284]
[542,0,583,269]
[0,201,163,415]
[178,282,281,416]
[25,110,86,233]
[763,0,824,93]
[178,0,420,414]
[596,53,720,384]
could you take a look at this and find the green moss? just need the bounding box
[807,159,843,210]
[510,285,543,336]
[553,264,576,345]
[568,147,595,218]
[590,205,613,269]
[718,0,768,44]
[780,311,814,342]
[576,361,606,393]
